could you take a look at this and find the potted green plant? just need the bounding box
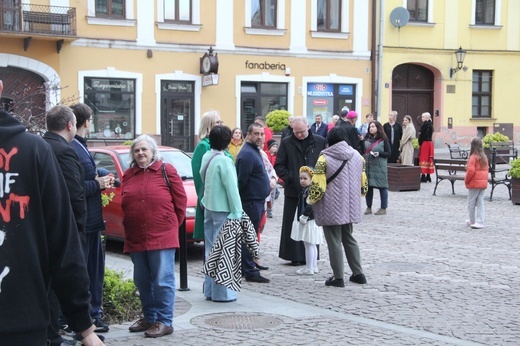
[508,158,520,204]
[483,132,510,148]
[266,109,291,133]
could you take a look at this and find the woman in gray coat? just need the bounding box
[363,121,391,215]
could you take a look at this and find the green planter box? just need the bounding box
[387,163,421,192]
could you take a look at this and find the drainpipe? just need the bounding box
[376,0,385,121]
[371,0,377,118]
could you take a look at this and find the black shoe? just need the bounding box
[426,174,432,182]
[325,276,345,287]
[255,264,269,270]
[349,273,367,284]
[289,261,306,266]
[93,318,109,333]
[420,175,427,183]
[245,275,270,283]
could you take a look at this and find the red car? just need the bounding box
[89,146,200,243]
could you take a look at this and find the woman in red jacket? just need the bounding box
[121,134,187,338]
[464,137,489,229]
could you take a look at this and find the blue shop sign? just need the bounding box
[338,85,353,95]
[307,83,334,97]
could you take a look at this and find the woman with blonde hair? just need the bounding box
[418,112,434,182]
[191,110,226,240]
[399,115,416,166]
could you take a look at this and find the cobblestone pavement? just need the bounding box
[101,151,520,345]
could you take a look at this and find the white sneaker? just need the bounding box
[296,268,314,275]
[465,220,473,227]
[470,222,484,229]
[313,267,319,274]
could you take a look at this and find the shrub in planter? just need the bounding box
[482,132,509,148]
[508,158,520,179]
[103,269,141,324]
[266,110,291,133]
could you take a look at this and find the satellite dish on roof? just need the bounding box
[390,7,410,28]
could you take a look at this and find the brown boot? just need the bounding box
[364,207,372,215]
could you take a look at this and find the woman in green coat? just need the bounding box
[192,111,223,240]
[363,121,391,216]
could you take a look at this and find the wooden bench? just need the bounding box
[432,158,468,196]
[22,10,71,34]
[446,143,469,159]
[489,141,518,164]
[488,148,512,201]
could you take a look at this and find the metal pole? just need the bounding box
[178,219,190,291]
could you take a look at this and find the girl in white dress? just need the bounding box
[290,166,323,275]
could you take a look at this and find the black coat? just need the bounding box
[43,132,87,234]
[274,133,327,198]
[71,135,105,233]
[383,122,403,163]
[336,118,363,155]
[418,120,434,145]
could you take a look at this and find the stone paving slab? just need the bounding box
[100,152,520,345]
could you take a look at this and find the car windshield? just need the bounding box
[120,150,193,179]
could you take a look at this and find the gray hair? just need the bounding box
[292,116,308,126]
[129,134,161,167]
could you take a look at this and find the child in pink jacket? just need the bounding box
[464,137,489,229]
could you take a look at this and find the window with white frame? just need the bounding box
[475,0,495,25]
[251,0,277,28]
[310,0,349,38]
[245,0,285,35]
[95,0,125,18]
[407,0,428,22]
[164,0,192,23]
[317,0,340,31]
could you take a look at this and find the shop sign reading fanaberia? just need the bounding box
[245,60,286,71]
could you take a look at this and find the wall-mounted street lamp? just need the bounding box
[450,46,467,78]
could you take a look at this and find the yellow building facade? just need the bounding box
[0,0,373,151]
[378,0,520,146]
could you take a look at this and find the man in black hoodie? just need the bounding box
[0,81,103,345]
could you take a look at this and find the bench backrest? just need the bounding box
[434,158,467,174]
[446,143,468,159]
[489,141,518,164]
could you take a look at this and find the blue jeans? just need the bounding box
[130,249,176,326]
[365,187,388,209]
[204,209,237,301]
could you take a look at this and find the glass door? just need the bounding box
[161,81,194,152]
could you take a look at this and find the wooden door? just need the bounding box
[392,64,434,132]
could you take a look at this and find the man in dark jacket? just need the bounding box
[274,116,327,264]
[310,114,328,138]
[336,109,363,155]
[43,105,88,345]
[383,110,403,163]
[236,123,271,283]
[0,80,103,346]
[71,103,114,333]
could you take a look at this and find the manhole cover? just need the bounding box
[204,314,284,330]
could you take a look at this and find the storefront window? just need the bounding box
[306,83,356,124]
[240,82,287,131]
[84,78,136,140]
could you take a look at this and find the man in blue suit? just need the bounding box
[310,114,328,138]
